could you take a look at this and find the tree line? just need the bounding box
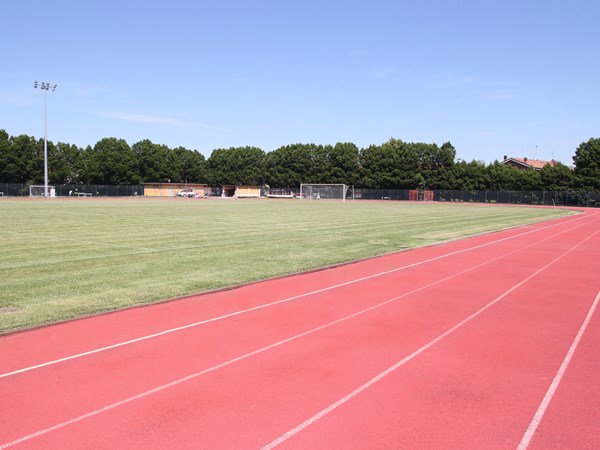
[1,129,599,191]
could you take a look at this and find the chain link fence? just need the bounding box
[1,183,598,207]
[353,188,600,207]
[0,183,144,197]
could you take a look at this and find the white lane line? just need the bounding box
[1,219,597,449]
[0,232,545,449]
[261,229,600,449]
[517,290,600,450]
[0,212,593,379]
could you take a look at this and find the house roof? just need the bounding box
[501,156,555,170]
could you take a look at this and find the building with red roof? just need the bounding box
[501,156,555,171]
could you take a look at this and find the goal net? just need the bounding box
[29,185,56,197]
[299,184,354,201]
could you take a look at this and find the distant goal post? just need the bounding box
[29,185,56,198]
[299,184,354,202]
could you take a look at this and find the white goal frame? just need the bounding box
[29,185,56,197]
[299,184,354,202]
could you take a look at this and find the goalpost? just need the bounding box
[29,185,56,197]
[299,184,354,202]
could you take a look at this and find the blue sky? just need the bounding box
[1,0,598,165]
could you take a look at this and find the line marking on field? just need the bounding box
[1,212,596,380]
[2,225,599,448]
[0,208,557,269]
[261,229,600,449]
[1,229,158,254]
[2,211,494,269]
[517,289,600,450]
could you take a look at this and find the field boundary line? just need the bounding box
[0,213,595,380]
[2,223,586,449]
[517,289,600,450]
[261,228,600,449]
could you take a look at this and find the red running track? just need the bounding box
[1,208,599,449]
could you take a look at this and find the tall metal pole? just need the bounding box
[34,81,57,197]
[43,87,48,197]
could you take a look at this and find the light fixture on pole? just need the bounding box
[33,81,58,198]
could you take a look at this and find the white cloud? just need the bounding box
[95,111,192,126]
[87,110,227,133]
[0,89,37,107]
[483,89,516,101]
[435,73,521,101]
[443,73,479,86]
[371,68,395,78]
[347,48,367,58]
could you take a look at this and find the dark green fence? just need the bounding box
[353,189,600,207]
[0,183,144,197]
[1,183,599,207]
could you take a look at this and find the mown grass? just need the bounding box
[0,198,573,332]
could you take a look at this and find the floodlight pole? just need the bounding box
[34,81,57,197]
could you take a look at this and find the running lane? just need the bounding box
[0,209,598,449]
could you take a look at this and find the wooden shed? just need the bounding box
[222,185,261,198]
[144,183,207,197]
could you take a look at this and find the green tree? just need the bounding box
[540,162,574,191]
[324,142,360,185]
[87,138,137,185]
[438,142,457,168]
[0,133,44,183]
[513,167,542,190]
[412,142,456,189]
[49,142,84,184]
[132,139,172,183]
[446,160,489,190]
[486,161,544,191]
[207,146,265,185]
[360,139,421,188]
[426,142,456,189]
[308,144,330,184]
[263,144,314,188]
[487,161,520,191]
[573,138,600,190]
[0,130,20,183]
[170,146,207,183]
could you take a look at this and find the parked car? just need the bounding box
[177,189,197,198]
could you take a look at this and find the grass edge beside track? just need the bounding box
[0,203,580,336]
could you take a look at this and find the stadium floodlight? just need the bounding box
[33,80,58,198]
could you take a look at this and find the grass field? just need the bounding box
[0,198,574,333]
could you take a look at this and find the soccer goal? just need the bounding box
[29,185,56,197]
[299,184,354,201]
